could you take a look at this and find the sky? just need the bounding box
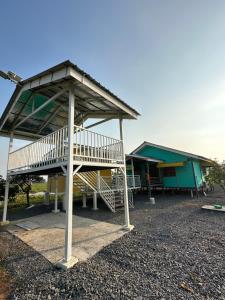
[0,0,225,177]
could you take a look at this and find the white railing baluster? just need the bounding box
[8,125,123,173]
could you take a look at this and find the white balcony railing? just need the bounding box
[8,125,123,173]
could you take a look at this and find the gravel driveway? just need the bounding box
[1,191,225,299]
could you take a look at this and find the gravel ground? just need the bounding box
[1,190,225,299]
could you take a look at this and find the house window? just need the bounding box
[163,167,176,177]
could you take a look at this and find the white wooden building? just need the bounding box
[0,60,139,268]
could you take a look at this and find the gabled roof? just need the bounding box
[0,60,140,140]
[131,141,213,164]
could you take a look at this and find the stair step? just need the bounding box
[115,203,124,208]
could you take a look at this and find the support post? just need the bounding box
[146,162,151,198]
[2,132,13,224]
[92,192,98,210]
[119,118,133,231]
[82,193,87,208]
[131,158,135,188]
[191,161,199,198]
[52,175,60,213]
[57,87,78,270]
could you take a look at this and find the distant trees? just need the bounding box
[10,175,45,207]
[205,161,225,193]
[0,174,45,206]
[0,175,5,199]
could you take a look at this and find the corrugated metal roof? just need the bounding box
[21,60,140,116]
[0,60,140,140]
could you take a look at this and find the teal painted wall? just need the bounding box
[136,145,203,189]
[138,146,187,163]
[192,160,203,188]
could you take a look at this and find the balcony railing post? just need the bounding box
[131,158,135,188]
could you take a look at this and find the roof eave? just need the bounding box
[131,141,213,163]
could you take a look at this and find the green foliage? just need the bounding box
[0,194,46,211]
[31,175,45,183]
[9,175,46,206]
[10,175,32,206]
[0,175,20,202]
[9,184,20,202]
[0,175,5,200]
[205,161,225,193]
[31,182,47,193]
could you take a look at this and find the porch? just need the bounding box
[126,154,163,190]
[8,125,123,175]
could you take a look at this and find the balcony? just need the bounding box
[8,125,124,174]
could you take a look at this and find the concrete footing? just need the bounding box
[56,256,79,270]
[0,220,10,226]
[123,224,134,231]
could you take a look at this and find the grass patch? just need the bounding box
[0,194,47,212]
[31,182,47,193]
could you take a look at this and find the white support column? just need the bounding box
[52,176,60,213]
[119,118,134,231]
[131,158,135,188]
[2,132,14,224]
[92,192,98,210]
[57,87,78,270]
[82,193,87,208]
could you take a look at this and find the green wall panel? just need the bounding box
[135,145,204,189]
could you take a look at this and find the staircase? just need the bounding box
[73,171,134,212]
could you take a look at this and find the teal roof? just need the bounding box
[131,141,213,164]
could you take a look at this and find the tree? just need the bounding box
[205,161,225,193]
[9,184,20,202]
[0,175,5,201]
[0,175,19,202]
[31,175,45,183]
[10,175,45,206]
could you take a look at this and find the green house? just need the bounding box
[127,142,213,191]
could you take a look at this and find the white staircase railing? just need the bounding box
[73,171,135,212]
[98,176,116,212]
[74,171,116,212]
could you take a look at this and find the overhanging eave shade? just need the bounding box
[126,154,163,163]
[157,162,185,168]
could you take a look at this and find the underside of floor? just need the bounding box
[8,162,123,176]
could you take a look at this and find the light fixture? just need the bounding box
[0,70,22,84]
